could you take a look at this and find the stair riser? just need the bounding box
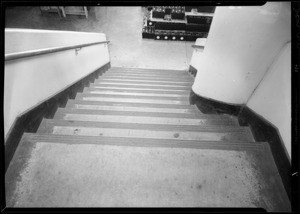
[108,69,187,74]
[109,67,186,72]
[83,88,189,97]
[89,85,192,92]
[78,92,190,101]
[55,107,238,122]
[50,126,254,142]
[96,78,192,85]
[91,83,192,91]
[96,75,191,84]
[105,72,190,78]
[55,108,237,121]
[102,74,193,81]
[94,81,192,88]
[54,113,238,126]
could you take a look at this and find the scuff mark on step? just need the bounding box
[73,129,79,135]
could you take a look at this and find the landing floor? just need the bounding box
[5,6,194,69]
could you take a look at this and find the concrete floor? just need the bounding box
[5,6,194,69]
[5,141,284,209]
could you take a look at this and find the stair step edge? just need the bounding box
[22,132,265,151]
[66,99,199,110]
[110,67,187,72]
[75,94,191,105]
[97,76,193,82]
[39,118,251,132]
[37,118,254,142]
[55,107,239,121]
[102,74,193,79]
[79,92,191,101]
[83,87,192,95]
[66,102,202,114]
[53,112,239,126]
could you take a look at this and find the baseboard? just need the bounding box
[238,106,291,201]
[189,65,197,77]
[4,62,111,173]
[189,90,242,116]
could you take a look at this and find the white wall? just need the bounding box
[247,42,291,158]
[5,28,106,53]
[192,2,291,104]
[4,29,110,139]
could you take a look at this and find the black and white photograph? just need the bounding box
[2,1,298,213]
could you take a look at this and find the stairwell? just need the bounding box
[5,67,290,210]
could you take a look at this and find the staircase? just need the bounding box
[5,67,290,211]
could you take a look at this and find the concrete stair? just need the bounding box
[5,67,290,211]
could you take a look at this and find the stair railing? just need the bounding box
[5,40,110,62]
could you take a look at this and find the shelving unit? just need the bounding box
[142,6,215,41]
[60,6,89,19]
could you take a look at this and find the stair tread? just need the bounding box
[102,74,193,80]
[38,119,254,142]
[109,67,188,73]
[66,99,199,109]
[79,91,191,101]
[94,81,192,88]
[6,132,290,211]
[66,101,201,114]
[83,88,191,97]
[38,119,252,133]
[103,73,192,79]
[97,77,192,84]
[105,72,190,77]
[90,84,192,92]
[54,112,239,126]
[55,107,238,121]
[110,67,187,71]
[22,132,263,149]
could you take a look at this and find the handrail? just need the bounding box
[5,40,110,62]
